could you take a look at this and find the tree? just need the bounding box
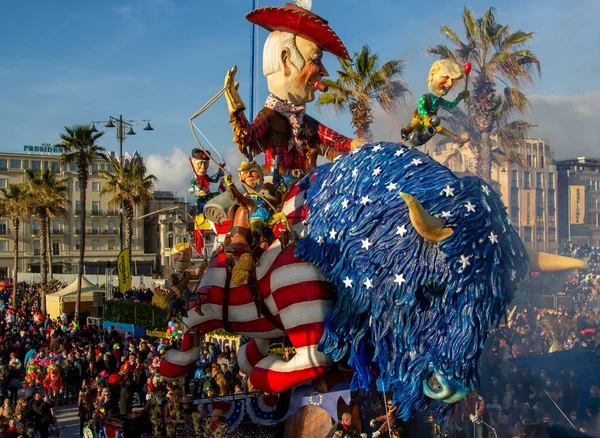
[58,125,105,321]
[315,44,410,141]
[0,184,32,310]
[427,7,540,182]
[24,168,69,313]
[100,157,157,266]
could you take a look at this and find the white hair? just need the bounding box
[263,31,305,76]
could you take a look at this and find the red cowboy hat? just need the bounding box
[246,3,349,59]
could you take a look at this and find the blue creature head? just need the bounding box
[295,142,585,419]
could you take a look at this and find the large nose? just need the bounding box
[318,60,328,77]
[447,78,454,87]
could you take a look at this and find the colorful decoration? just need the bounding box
[401,59,470,147]
[43,363,63,399]
[24,359,43,387]
[161,142,588,420]
[165,242,194,322]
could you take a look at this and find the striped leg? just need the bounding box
[250,264,333,393]
[237,338,269,374]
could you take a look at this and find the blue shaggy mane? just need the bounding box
[295,142,529,419]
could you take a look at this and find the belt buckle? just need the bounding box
[291,169,305,178]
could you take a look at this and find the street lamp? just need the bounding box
[91,115,154,250]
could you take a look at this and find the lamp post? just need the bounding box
[91,116,154,251]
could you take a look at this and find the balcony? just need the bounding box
[0,229,10,236]
[32,229,39,236]
[51,229,63,235]
[90,210,102,217]
[74,209,82,216]
[107,210,119,217]
[89,229,119,236]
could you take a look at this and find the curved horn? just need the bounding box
[527,249,590,272]
[400,193,453,243]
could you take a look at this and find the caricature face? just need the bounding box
[172,248,192,272]
[240,168,263,192]
[192,158,209,176]
[428,66,457,97]
[268,36,328,106]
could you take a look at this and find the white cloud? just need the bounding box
[145,147,192,193]
[529,92,600,159]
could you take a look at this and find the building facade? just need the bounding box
[0,150,156,278]
[428,138,558,252]
[556,157,600,246]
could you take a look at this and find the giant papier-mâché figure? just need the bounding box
[401,59,470,147]
[160,141,588,419]
[224,0,365,188]
[165,242,194,322]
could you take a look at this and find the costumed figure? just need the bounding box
[401,59,470,147]
[165,242,195,322]
[144,384,168,437]
[223,1,365,189]
[203,408,230,438]
[370,400,400,438]
[189,148,224,212]
[43,364,63,401]
[24,359,43,388]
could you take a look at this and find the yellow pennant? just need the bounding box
[117,248,132,294]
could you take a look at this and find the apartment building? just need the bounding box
[0,148,157,278]
[556,157,600,246]
[428,138,558,252]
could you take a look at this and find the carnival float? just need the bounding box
[148,1,590,436]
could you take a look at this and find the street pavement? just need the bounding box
[53,403,80,438]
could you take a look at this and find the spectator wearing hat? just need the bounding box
[203,408,229,438]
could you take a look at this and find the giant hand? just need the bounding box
[224,66,246,114]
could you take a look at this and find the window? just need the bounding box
[42,161,48,170]
[108,240,116,250]
[9,160,20,170]
[523,227,532,242]
[75,181,80,191]
[92,220,100,234]
[0,241,8,252]
[69,163,77,172]
[75,220,81,234]
[22,160,28,169]
[536,230,544,241]
[50,161,59,171]
[0,220,7,235]
[536,173,543,189]
[92,182,100,192]
[108,221,116,234]
[91,201,100,215]
[92,240,100,251]
[91,164,98,174]
[75,242,80,250]
[511,170,518,187]
[524,172,531,189]
[52,242,60,256]
[0,179,7,189]
[30,160,41,170]
[75,201,81,214]
[0,160,6,170]
[33,241,40,255]
[548,231,556,242]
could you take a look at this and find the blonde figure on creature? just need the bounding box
[165,242,195,322]
[401,59,470,147]
[224,0,366,188]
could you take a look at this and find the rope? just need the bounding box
[381,391,394,438]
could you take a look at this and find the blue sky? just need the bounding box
[1,0,599,192]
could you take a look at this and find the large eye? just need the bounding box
[424,280,445,297]
[421,371,472,404]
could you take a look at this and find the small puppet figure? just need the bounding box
[370,399,400,438]
[165,242,193,322]
[401,59,470,147]
[189,148,224,213]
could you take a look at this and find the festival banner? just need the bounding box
[117,248,132,294]
[520,189,535,227]
[570,185,586,224]
[206,332,243,353]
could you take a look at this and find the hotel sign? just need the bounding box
[23,143,63,154]
[520,189,535,227]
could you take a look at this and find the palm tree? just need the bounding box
[24,168,69,313]
[315,44,410,140]
[427,7,540,182]
[0,184,32,310]
[100,157,157,266]
[45,188,69,280]
[58,125,105,321]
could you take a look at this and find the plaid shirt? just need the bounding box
[233,109,352,170]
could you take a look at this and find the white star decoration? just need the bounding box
[459,255,471,270]
[329,228,337,239]
[360,196,372,205]
[316,235,324,245]
[510,270,517,281]
[386,182,398,191]
[373,144,382,152]
[482,185,491,196]
[442,185,455,197]
[373,167,382,176]
[352,168,358,178]
[396,225,408,237]
[465,201,476,212]
[343,277,353,288]
[364,278,373,289]
[341,199,349,209]
[489,232,498,244]
[324,203,331,212]
[394,273,406,286]
[361,238,372,250]
[394,149,405,157]
[441,211,452,219]
[410,158,423,166]
[336,174,342,182]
